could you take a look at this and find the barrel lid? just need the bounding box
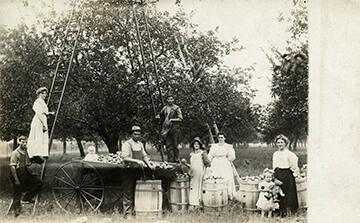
[239,179,260,185]
[136,180,162,184]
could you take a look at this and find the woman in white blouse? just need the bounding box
[272,134,299,217]
[27,87,54,163]
[207,132,236,200]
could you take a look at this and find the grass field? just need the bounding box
[0,145,307,223]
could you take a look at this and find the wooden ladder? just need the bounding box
[30,6,85,216]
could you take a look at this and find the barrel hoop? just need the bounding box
[174,178,190,182]
[203,188,227,192]
[135,209,162,212]
[204,204,227,208]
[169,202,189,205]
[239,189,258,193]
[136,189,163,192]
[170,186,190,189]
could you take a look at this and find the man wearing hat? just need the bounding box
[121,125,155,218]
[155,95,183,162]
[9,136,43,217]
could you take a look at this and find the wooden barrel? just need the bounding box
[296,177,307,209]
[134,180,163,219]
[238,180,260,211]
[202,179,228,212]
[169,176,190,212]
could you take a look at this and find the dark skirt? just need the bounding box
[274,168,299,215]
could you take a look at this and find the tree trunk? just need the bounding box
[102,132,119,154]
[75,137,85,157]
[293,136,298,151]
[63,137,67,154]
[13,137,18,150]
[94,140,99,153]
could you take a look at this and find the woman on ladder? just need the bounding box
[27,87,54,164]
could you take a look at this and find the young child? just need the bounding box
[256,169,279,218]
[188,137,211,210]
[83,145,99,162]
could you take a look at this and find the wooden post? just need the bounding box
[63,137,67,154]
[13,137,18,150]
[94,140,99,153]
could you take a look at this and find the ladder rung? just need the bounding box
[57,69,68,73]
[52,90,63,94]
[55,79,65,83]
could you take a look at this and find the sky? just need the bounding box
[0,0,293,105]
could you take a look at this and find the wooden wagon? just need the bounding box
[51,160,181,214]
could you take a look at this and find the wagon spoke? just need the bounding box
[54,190,75,201]
[80,189,102,202]
[52,187,74,190]
[60,167,77,186]
[79,167,92,185]
[80,187,104,190]
[64,191,77,210]
[55,176,76,188]
[79,191,96,211]
[80,177,100,187]
[78,192,84,213]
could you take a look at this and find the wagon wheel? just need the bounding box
[52,160,105,214]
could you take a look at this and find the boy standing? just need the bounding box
[155,95,183,162]
[9,135,42,217]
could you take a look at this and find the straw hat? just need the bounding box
[190,137,205,149]
[131,125,143,133]
[36,87,48,95]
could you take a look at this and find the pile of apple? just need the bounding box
[203,175,225,182]
[239,175,264,184]
[97,152,124,165]
[153,161,174,169]
[175,172,189,179]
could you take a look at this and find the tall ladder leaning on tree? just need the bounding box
[30,6,85,216]
[173,32,220,145]
[174,29,242,185]
[131,0,166,161]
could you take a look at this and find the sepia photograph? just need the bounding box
[0,0,310,222]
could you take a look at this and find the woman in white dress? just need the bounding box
[189,137,211,209]
[207,132,236,200]
[27,87,54,163]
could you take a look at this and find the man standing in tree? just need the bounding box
[9,136,42,217]
[155,95,183,162]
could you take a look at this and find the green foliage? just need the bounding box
[0,25,50,139]
[0,0,258,152]
[262,0,308,147]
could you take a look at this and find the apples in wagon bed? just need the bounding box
[96,154,124,165]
